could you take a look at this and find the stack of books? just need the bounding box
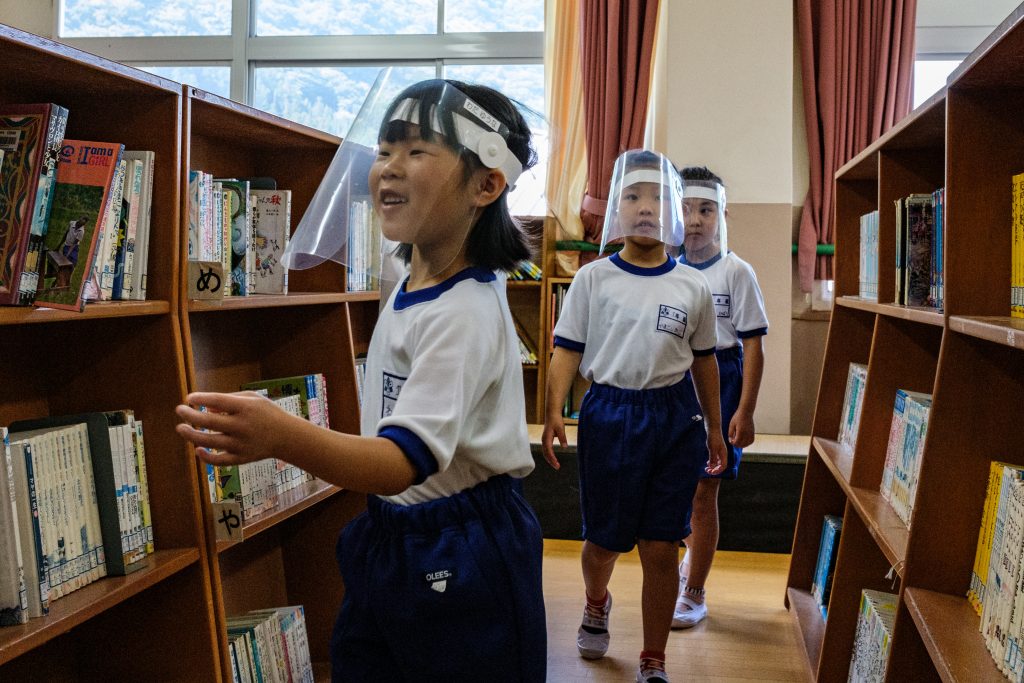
[838,362,868,451]
[0,411,154,626]
[227,605,314,683]
[848,589,897,682]
[879,389,932,525]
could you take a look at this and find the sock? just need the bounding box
[582,591,609,633]
[683,585,706,604]
[640,650,666,672]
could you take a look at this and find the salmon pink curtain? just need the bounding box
[579,1,660,250]
[796,0,917,291]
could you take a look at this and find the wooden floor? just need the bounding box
[543,540,804,682]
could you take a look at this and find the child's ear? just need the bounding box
[472,168,507,207]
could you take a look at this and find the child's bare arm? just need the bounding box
[689,355,728,475]
[729,336,765,448]
[176,391,417,495]
[542,347,583,470]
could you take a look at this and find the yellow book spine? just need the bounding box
[971,461,1013,614]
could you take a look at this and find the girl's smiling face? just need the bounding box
[369,126,478,252]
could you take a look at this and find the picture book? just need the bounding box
[0,103,69,305]
[250,189,290,295]
[34,140,123,311]
[216,178,251,296]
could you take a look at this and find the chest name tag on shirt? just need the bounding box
[656,305,688,339]
[425,568,456,593]
[382,371,407,418]
[713,294,732,318]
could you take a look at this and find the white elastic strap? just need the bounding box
[391,98,523,189]
[621,169,669,188]
[683,186,724,203]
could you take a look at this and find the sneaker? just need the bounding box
[576,592,612,659]
[671,586,707,629]
[636,663,670,682]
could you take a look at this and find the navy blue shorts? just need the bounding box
[684,345,745,480]
[577,380,708,553]
[329,475,546,682]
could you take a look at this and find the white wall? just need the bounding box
[666,0,795,434]
[0,0,53,36]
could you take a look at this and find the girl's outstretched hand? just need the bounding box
[176,391,288,465]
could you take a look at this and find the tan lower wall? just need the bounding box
[722,202,792,434]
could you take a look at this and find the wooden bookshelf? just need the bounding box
[787,6,1024,679]
[0,24,221,679]
[178,87,377,677]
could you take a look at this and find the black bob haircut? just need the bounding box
[378,79,537,271]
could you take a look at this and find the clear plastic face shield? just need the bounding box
[680,179,728,265]
[600,150,686,255]
[282,70,526,287]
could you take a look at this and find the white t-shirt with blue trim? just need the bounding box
[362,268,534,505]
[552,253,717,390]
[679,251,769,349]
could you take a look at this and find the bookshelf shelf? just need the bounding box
[836,297,944,327]
[904,588,1006,683]
[178,85,374,676]
[788,9,1024,680]
[786,587,826,682]
[948,315,1024,350]
[847,486,908,573]
[814,437,854,485]
[216,480,341,553]
[187,291,376,312]
[0,300,172,325]
[0,548,200,665]
[0,24,221,679]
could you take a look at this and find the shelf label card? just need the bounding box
[212,500,244,542]
[188,261,225,300]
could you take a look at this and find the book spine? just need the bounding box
[17,105,68,305]
[0,427,28,625]
[20,441,50,612]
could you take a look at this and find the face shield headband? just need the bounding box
[387,90,524,190]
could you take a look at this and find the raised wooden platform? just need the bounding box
[523,426,808,552]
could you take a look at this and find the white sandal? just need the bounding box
[671,588,707,629]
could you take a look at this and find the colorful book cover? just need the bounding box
[904,194,934,307]
[250,189,291,295]
[34,140,123,311]
[0,103,69,305]
[216,178,251,296]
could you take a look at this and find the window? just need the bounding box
[59,0,546,214]
[61,1,230,37]
[138,65,232,99]
[913,58,963,109]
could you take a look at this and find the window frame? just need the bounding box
[55,0,544,105]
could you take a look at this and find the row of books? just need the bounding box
[856,188,945,310]
[895,191,943,309]
[880,389,933,526]
[346,196,380,293]
[227,605,314,683]
[505,260,542,281]
[811,515,842,620]
[1012,173,1024,318]
[838,362,868,451]
[188,171,291,297]
[511,312,538,366]
[207,374,329,521]
[0,410,153,626]
[848,589,897,682]
[0,103,159,310]
[970,462,1024,680]
[858,209,879,300]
